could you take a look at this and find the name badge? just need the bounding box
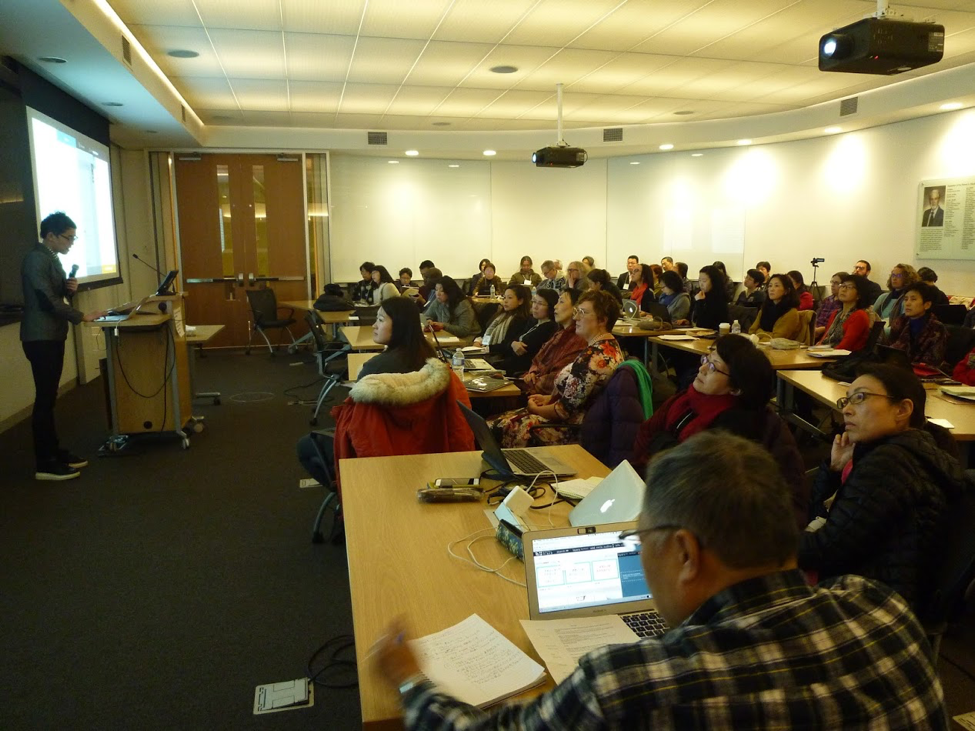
[481,334,493,346]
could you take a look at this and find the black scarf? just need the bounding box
[759,299,792,332]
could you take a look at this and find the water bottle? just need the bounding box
[731,319,741,335]
[489,284,495,298]
[451,350,465,380]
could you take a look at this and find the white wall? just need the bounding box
[327,107,975,294]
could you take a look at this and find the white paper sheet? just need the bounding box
[520,616,638,683]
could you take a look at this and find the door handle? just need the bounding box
[248,272,255,286]
[236,272,244,286]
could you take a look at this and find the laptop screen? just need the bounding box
[530,529,651,615]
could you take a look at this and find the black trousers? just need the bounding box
[22,339,66,468]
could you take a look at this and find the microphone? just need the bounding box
[69,264,79,278]
[132,253,164,278]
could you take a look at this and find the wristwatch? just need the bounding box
[398,673,428,697]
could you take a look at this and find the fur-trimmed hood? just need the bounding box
[349,358,450,406]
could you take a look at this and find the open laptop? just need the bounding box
[523,522,668,638]
[95,296,150,323]
[155,269,178,296]
[457,402,576,478]
[568,460,645,527]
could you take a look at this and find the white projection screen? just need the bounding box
[26,107,120,286]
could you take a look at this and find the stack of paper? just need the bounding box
[411,614,546,708]
[520,616,640,683]
[942,385,975,402]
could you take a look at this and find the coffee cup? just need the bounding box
[718,323,731,336]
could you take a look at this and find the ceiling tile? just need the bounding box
[280,0,366,34]
[172,76,239,108]
[503,0,639,47]
[110,0,201,27]
[331,113,389,128]
[568,1,713,50]
[567,53,681,94]
[618,57,733,97]
[431,88,509,117]
[460,45,563,89]
[238,110,295,126]
[361,0,456,39]
[383,86,454,117]
[436,0,542,44]
[473,89,553,118]
[208,28,287,79]
[284,32,357,82]
[406,40,495,86]
[289,81,345,113]
[348,37,428,84]
[517,47,632,90]
[196,0,281,29]
[196,108,245,123]
[231,79,291,110]
[128,25,222,77]
[338,83,401,114]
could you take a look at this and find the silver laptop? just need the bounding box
[95,297,150,323]
[568,460,645,527]
[524,522,668,638]
[457,402,576,478]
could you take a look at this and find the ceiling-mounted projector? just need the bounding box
[532,146,588,168]
[819,17,944,74]
[533,82,587,168]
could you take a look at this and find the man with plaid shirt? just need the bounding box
[374,431,947,729]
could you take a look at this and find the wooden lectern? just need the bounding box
[87,294,196,451]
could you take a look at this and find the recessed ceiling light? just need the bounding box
[824,126,842,134]
[940,102,963,111]
[691,153,704,157]
[145,130,158,134]
[490,65,518,74]
[167,49,200,59]
[673,110,694,116]
[630,161,640,165]
[432,121,451,126]
[659,143,674,150]
[448,164,460,168]
[737,139,752,146]
[405,150,419,156]
[388,160,399,164]
[38,56,66,64]
[483,150,496,156]
[103,102,124,107]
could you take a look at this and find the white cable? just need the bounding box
[446,528,526,587]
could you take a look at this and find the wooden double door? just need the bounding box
[174,153,308,348]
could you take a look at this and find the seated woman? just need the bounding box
[585,268,623,304]
[474,284,531,360]
[492,290,624,447]
[952,344,975,385]
[496,289,559,376]
[424,276,480,338]
[471,262,504,296]
[370,265,400,305]
[814,271,847,339]
[798,364,965,611]
[874,263,919,325]
[815,273,871,351]
[352,261,376,303]
[631,334,807,527]
[564,261,587,292]
[675,265,728,329]
[297,296,472,489]
[735,269,766,307]
[467,258,491,295]
[788,270,814,311]
[657,270,691,322]
[884,281,948,367]
[520,289,587,395]
[626,263,657,312]
[749,273,802,340]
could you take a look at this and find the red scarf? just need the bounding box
[631,282,648,307]
[664,385,740,442]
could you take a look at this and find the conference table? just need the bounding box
[649,335,836,373]
[342,445,610,729]
[185,324,225,404]
[281,299,358,342]
[777,369,975,454]
[611,323,687,366]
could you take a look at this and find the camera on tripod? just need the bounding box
[810,257,825,265]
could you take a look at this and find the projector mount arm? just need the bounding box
[555,82,568,148]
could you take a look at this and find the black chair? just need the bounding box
[919,472,975,660]
[475,301,501,333]
[245,288,296,355]
[933,304,967,326]
[304,311,350,426]
[354,304,380,326]
[298,431,342,544]
[727,304,757,332]
[944,324,975,371]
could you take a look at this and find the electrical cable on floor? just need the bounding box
[283,375,329,398]
[307,634,358,689]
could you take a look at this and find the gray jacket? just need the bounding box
[425,298,480,338]
[21,243,83,342]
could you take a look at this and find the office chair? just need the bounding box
[245,288,297,355]
[919,473,975,661]
[304,311,350,426]
[299,431,342,544]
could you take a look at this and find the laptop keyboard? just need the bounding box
[503,449,550,474]
[621,611,668,638]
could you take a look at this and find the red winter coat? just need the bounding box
[330,359,475,488]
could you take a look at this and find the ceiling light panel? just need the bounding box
[339,83,402,114]
[230,79,291,110]
[207,29,287,78]
[279,0,365,34]
[172,76,239,109]
[289,81,345,113]
[109,0,200,26]
[361,0,457,39]
[384,86,455,117]
[284,33,357,82]
[406,40,495,86]
[196,0,281,29]
[435,0,545,44]
[127,25,222,78]
[504,0,637,47]
[348,37,428,84]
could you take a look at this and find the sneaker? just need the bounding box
[36,463,81,481]
[58,451,89,469]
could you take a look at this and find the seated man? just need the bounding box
[374,432,947,729]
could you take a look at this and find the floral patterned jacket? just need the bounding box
[552,337,625,421]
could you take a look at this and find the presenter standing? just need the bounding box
[21,212,106,481]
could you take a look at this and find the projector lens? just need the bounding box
[823,38,837,57]
[532,152,538,163]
